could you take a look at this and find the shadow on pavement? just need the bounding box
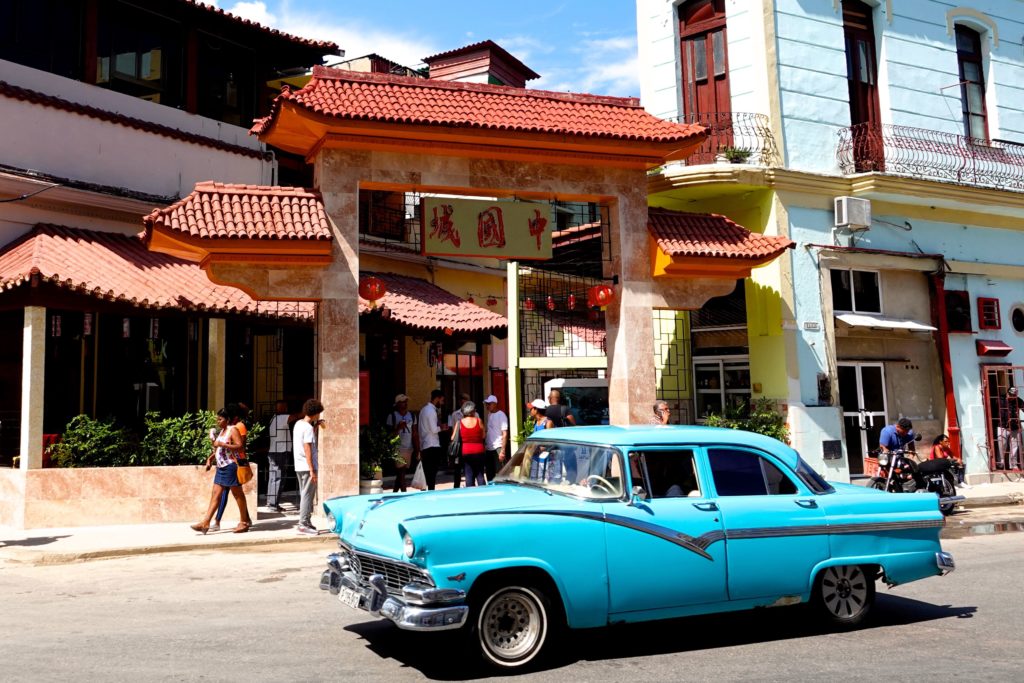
[344,594,975,679]
[0,535,70,548]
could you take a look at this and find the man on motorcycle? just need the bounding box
[879,417,916,454]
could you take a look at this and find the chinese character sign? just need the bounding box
[421,197,552,260]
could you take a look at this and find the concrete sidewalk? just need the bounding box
[2,476,1021,567]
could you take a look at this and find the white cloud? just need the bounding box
[534,33,639,98]
[225,1,277,27]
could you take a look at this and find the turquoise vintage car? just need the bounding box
[319,425,955,669]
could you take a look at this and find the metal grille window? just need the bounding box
[978,297,1001,330]
[653,309,693,425]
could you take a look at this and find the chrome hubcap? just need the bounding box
[481,589,543,660]
[821,566,868,618]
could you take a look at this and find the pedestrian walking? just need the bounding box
[528,398,548,433]
[294,398,323,535]
[190,408,252,534]
[265,400,290,511]
[544,387,577,429]
[456,401,487,486]
[212,402,249,531]
[483,395,509,482]
[418,390,447,490]
[386,394,418,492]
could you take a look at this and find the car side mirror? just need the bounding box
[628,485,646,506]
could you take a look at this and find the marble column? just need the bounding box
[207,318,226,410]
[20,306,46,470]
[312,150,364,501]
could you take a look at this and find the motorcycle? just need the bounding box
[868,436,964,515]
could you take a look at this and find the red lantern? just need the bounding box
[524,298,535,311]
[567,294,577,310]
[467,296,475,304]
[359,276,387,306]
[587,284,615,308]
[486,297,498,306]
[546,295,556,311]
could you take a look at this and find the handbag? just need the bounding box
[235,457,253,485]
[410,461,427,491]
[447,423,463,463]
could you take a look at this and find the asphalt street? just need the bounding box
[2,510,1023,682]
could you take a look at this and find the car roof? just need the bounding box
[528,425,800,469]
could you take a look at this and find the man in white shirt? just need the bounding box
[483,395,509,482]
[293,398,323,535]
[265,401,291,512]
[418,390,447,490]
[446,392,471,488]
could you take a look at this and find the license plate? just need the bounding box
[338,586,363,609]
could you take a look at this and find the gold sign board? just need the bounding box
[421,197,552,260]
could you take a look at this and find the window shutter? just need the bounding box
[978,297,1001,330]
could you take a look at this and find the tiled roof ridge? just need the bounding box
[145,182,333,241]
[181,1,339,50]
[0,80,269,160]
[306,65,641,107]
[422,40,541,81]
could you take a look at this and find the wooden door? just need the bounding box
[679,0,731,133]
[843,1,882,170]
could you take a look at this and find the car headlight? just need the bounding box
[326,512,337,531]
[877,452,890,467]
[403,532,415,559]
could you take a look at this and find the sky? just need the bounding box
[210,0,642,97]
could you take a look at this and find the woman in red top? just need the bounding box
[456,401,487,487]
[930,433,967,486]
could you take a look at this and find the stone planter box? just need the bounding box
[0,464,257,530]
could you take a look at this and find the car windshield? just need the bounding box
[494,440,625,500]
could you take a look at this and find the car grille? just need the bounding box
[341,544,433,594]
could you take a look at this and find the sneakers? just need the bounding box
[209,522,220,532]
[296,524,318,535]
[264,504,283,513]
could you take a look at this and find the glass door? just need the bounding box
[694,357,750,421]
[838,362,888,475]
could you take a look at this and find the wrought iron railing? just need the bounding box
[837,123,1024,191]
[674,112,779,166]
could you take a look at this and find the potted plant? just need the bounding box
[359,425,401,493]
[719,146,752,164]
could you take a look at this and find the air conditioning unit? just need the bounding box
[834,196,871,230]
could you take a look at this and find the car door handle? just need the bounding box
[692,502,719,512]
[795,499,818,509]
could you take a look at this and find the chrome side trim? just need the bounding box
[935,551,956,575]
[724,519,944,540]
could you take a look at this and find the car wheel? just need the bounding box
[476,585,551,669]
[813,565,875,627]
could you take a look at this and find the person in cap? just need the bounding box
[998,386,1024,470]
[482,395,509,482]
[386,394,418,492]
[527,399,548,433]
[879,417,916,454]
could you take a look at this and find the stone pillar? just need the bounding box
[20,306,46,470]
[313,150,364,501]
[207,318,226,410]
[604,188,658,425]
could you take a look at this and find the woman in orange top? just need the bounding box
[456,401,487,487]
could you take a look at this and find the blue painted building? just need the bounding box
[638,0,1024,482]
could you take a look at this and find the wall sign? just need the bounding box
[421,197,552,260]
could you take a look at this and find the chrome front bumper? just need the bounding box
[935,551,956,576]
[319,552,468,631]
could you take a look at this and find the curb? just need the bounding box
[4,533,337,567]
[961,494,1024,509]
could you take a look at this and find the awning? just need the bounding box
[835,312,937,332]
[976,339,1013,357]
[358,272,507,334]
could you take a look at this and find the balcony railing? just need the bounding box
[675,112,779,166]
[837,123,1024,191]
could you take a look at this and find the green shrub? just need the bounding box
[359,424,401,479]
[138,411,217,466]
[704,397,789,444]
[48,415,136,468]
